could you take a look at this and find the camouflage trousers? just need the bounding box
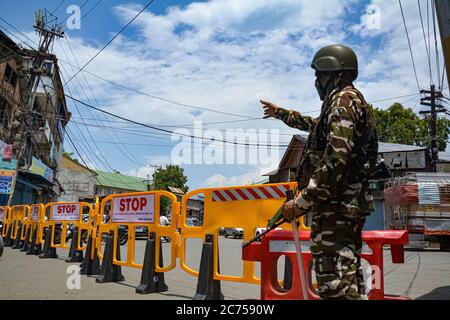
[310,211,366,300]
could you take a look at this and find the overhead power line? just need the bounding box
[45,85,290,148]
[64,0,155,86]
[399,0,422,94]
[51,0,66,15]
[418,0,433,86]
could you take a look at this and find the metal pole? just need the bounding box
[292,218,309,300]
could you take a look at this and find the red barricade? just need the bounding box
[242,229,410,300]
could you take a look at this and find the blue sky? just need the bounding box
[0,0,447,190]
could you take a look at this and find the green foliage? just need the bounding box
[153,165,188,214]
[153,165,189,192]
[371,103,450,151]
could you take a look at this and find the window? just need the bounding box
[43,62,54,76]
[0,96,9,127]
[4,64,18,87]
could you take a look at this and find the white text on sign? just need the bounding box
[112,194,155,223]
[51,204,81,221]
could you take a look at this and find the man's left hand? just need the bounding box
[283,200,305,222]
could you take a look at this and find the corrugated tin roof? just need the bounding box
[94,171,147,192]
[168,186,185,195]
[439,152,450,162]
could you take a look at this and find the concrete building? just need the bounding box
[57,155,97,203]
[0,30,70,205]
[168,186,204,224]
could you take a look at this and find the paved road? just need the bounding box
[0,237,449,300]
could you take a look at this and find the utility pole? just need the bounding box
[420,84,446,173]
[149,164,162,191]
[7,10,64,206]
[142,165,163,191]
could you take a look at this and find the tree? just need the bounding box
[371,103,450,151]
[153,165,188,215]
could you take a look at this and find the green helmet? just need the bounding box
[311,44,358,78]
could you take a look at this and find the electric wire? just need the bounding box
[63,0,155,86]
[418,0,433,85]
[60,37,146,167]
[399,0,422,94]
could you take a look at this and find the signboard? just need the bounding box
[0,160,17,171]
[112,194,155,223]
[51,203,80,221]
[0,170,15,195]
[382,151,426,170]
[0,207,6,221]
[30,157,53,183]
[31,205,40,222]
[0,140,13,161]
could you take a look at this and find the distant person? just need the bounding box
[159,213,170,243]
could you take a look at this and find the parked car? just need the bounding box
[223,227,244,239]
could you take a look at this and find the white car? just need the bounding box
[223,227,244,239]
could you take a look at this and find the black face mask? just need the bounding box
[315,72,341,101]
[315,73,332,101]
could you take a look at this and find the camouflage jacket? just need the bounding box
[276,85,379,215]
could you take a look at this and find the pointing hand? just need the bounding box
[260,100,280,119]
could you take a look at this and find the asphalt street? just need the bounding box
[0,237,449,300]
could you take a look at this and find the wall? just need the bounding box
[57,157,95,202]
[364,199,385,231]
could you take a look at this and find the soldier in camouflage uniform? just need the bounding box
[261,44,378,300]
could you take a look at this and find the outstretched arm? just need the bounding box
[261,100,318,133]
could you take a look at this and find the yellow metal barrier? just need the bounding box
[96,191,180,272]
[179,182,309,284]
[9,205,29,241]
[0,206,10,237]
[85,197,101,261]
[43,202,94,251]
[30,204,45,245]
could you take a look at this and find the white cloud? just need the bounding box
[128,155,173,179]
[203,169,267,188]
[13,0,445,187]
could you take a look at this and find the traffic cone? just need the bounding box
[136,232,168,294]
[39,226,58,259]
[96,230,124,283]
[193,234,224,300]
[66,226,84,263]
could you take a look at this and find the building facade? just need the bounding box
[0,30,70,205]
[57,155,96,203]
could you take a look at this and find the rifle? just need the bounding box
[242,190,294,248]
